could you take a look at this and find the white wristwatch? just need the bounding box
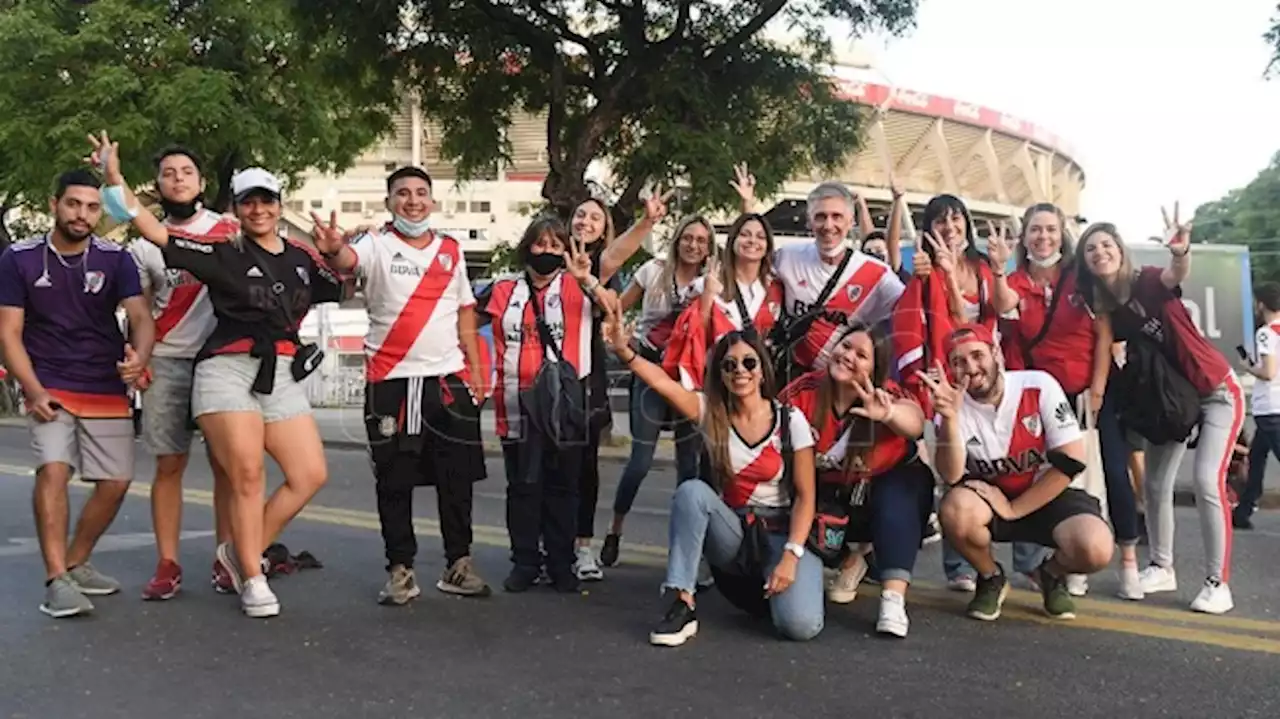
[784,541,806,559]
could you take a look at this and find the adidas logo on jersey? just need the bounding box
[966,436,982,447]
[392,252,406,261]
[246,266,263,278]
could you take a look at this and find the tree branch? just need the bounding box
[706,0,788,66]
[546,58,568,179]
[660,0,693,48]
[528,1,599,58]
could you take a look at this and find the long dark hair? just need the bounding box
[1017,202,1076,271]
[719,213,776,304]
[1074,222,1135,313]
[702,330,776,490]
[816,323,891,473]
[921,194,983,264]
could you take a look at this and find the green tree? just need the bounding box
[297,0,918,226]
[0,0,401,250]
[1192,151,1280,283]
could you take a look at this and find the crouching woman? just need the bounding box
[603,307,822,647]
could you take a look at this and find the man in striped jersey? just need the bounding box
[129,147,240,600]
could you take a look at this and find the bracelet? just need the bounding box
[1170,247,1190,258]
[582,277,601,292]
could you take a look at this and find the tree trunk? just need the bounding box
[210,151,241,213]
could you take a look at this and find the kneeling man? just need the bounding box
[925,324,1113,621]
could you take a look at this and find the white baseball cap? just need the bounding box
[230,167,282,202]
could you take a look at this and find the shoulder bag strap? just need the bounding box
[525,274,567,363]
[733,286,756,334]
[812,249,855,310]
[1022,275,1067,364]
[780,402,795,499]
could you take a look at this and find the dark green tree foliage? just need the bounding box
[296,0,918,225]
[1193,151,1280,284]
[0,0,400,249]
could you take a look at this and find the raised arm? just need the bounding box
[88,132,170,248]
[886,180,905,272]
[598,189,672,284]
[1160,203,1192,289]
[920,363,968,485]
[601,304,701,422]
[856,192,874,242]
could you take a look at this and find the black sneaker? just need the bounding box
[503,566,540,593]
[966,566,1010,622]
[600,534,621,567]
[649,595,698,647]
[1232,512,1254,530]
[548,569,581,594]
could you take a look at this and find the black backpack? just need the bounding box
[1113,332,1201,445]
[519,275,588,450]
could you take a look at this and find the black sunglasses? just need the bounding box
[721,355,760,374]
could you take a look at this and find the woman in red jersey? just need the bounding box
[1076,210,1243,615]
[778,323,931,637]
[996,203,1143,600]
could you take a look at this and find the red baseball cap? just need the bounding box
[944,323,996,359]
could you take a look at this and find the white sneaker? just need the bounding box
[240,575,280,618]
[1138,564,1177,594]
[1190,579,1234,615]
[876,590,909,638]
[827,555,868,604]
[1117,565,1144,601]
[1065,574,1089,597]
[574,546,604,582]
[947,575,977,592]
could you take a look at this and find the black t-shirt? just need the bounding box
[162,235,343,360]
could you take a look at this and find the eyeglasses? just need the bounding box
[721,356,760,374]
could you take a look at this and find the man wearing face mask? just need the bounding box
[128,146,241,600]
[773,182,905,384]
[312,166,492,604]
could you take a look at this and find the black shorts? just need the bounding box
[984,487,1102,548]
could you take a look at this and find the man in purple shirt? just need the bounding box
[0,169,155,619]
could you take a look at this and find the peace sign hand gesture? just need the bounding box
[565,234,594,282]
[643,187,674,223]
[848,376,897,423]
[601,303,634,355]
[729,163,757,208]
[85,130,124,185]
[703,252,723,299]
[985,220,1012,270]
[310,211,346,255]
[1161,201,1192,254]
[916,361,968,419]
[923,232,955,274]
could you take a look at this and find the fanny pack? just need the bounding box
[808,482,856,569]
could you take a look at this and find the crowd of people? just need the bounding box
[0,131,1272,647]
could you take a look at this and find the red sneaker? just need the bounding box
[211,560,235,594]
[142,560,183,601]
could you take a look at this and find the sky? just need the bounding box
[843,0,1280,239]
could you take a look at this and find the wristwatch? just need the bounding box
[784,541,806,559]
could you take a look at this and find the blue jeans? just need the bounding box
[664,480,824,641]
[1239,414,1280,519]
[847,463,934,583]
[1098,383,1141,544]
[612,378,702,516]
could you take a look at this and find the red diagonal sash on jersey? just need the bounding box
[366,237,461,383]
[795,260,888,369]
[154,280,203,341]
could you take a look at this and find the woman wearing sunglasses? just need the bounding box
[602,308,821,647]
[777,323,931,637]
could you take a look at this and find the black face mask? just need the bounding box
[528,251,565,276]
[160,198,200,220]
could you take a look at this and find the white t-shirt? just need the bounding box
[696,395,815,509]
[349,227,475,382]
[947,370,1082,499]
[129,209,238,359]
[1253,323,1280,416]
[627,258,701,341]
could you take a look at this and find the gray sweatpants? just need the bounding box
[1139,375,1245,583]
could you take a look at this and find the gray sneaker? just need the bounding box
[378,565,423,606]
[437,557,492,597]
[40,575,95,618]
[67,562,121,596]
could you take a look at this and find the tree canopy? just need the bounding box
[297,0,918,225]
[1192,151,1280,283]
[0,0,401,249]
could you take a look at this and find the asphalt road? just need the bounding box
[2,425,1280,718]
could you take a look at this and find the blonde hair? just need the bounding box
[575,197,615,248]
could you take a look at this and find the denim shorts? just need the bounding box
[192,354,311,424]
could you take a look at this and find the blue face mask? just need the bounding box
[392,214,431,238]
[102,186,139,222]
